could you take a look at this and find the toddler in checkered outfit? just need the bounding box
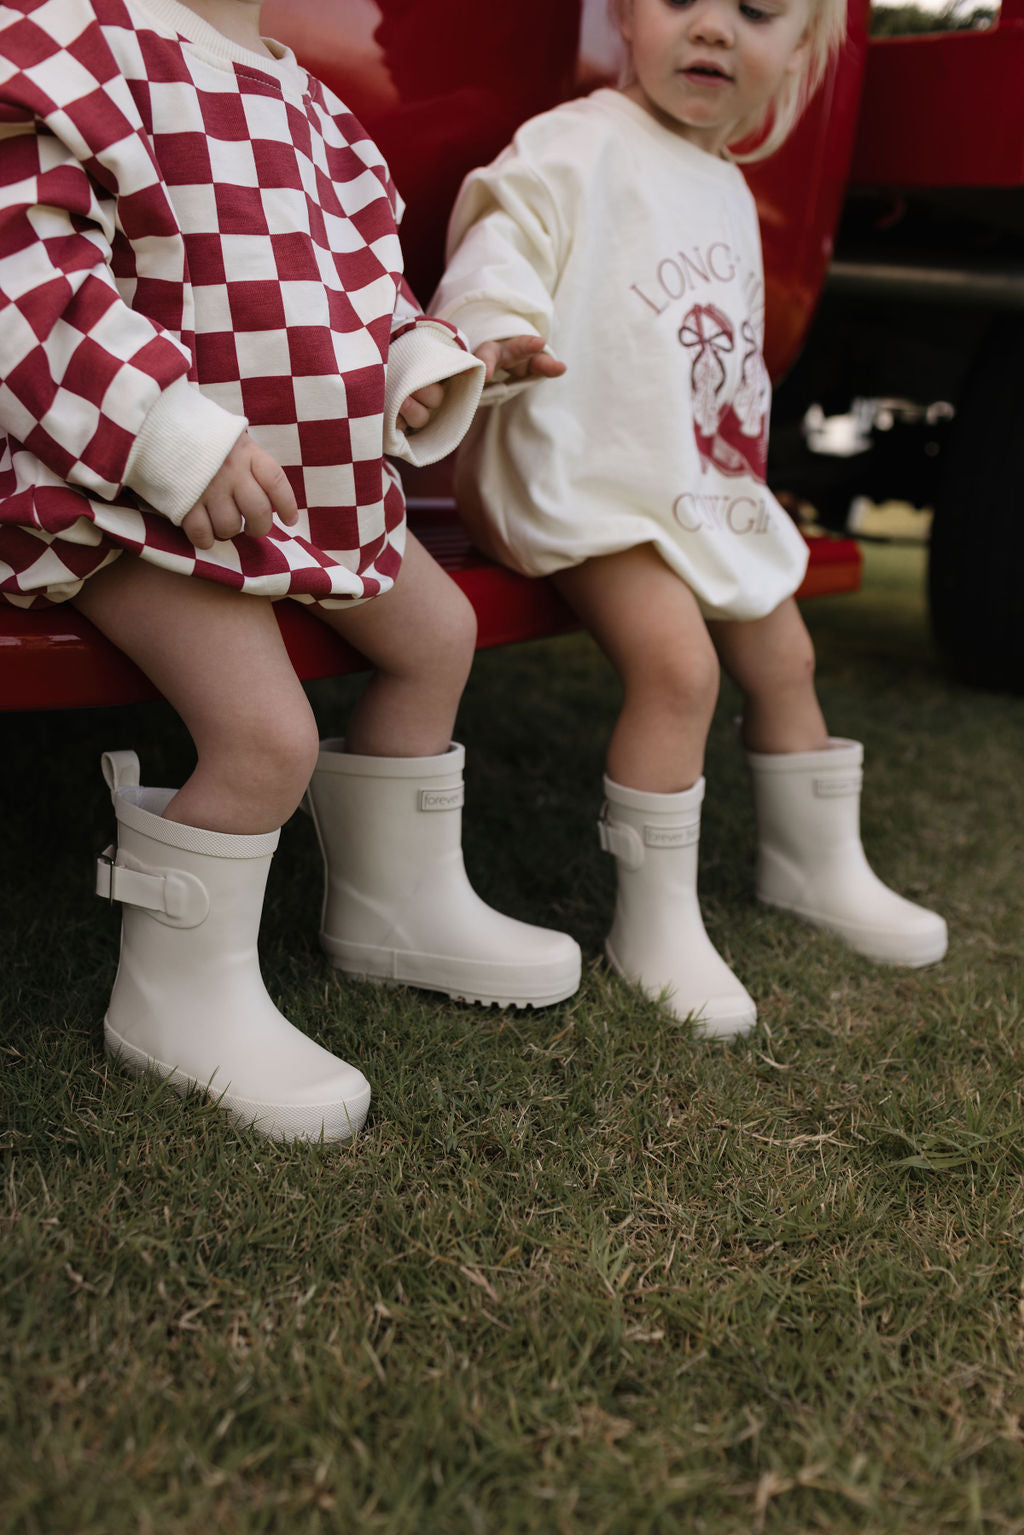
[0,0,582,1142]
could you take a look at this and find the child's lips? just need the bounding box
[680,63,732,85]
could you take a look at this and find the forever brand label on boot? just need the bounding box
[644,824,700,849]
[419,786,465,812]
[813,773,862,799]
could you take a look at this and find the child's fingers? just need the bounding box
[398,383,444,433]
[250,447,299,526]
[230,478,275,540]
[181,504,216,550]
[475,335,564,382]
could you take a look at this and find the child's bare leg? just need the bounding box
[314,531,477,757]
[708,597,829,755]
[73,557,319,833]
[553,544,719,791]
[555,545,754,1037]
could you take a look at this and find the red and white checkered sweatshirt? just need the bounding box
[0,0,484,607]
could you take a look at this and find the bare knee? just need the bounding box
[427,579,477,689]
[745,629,816,702]
[195,690,320,827]
[382,577,477,694]
[625,635,720,723]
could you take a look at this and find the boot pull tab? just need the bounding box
[101,750,141,800]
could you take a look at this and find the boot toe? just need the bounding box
[828,905,948,968]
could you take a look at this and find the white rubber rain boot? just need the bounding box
[747,737,947,966]
[97,751,371,1142]
[306,740,581,1008]
[598,776,756,1039]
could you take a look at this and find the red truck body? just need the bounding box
[1,0,870,710]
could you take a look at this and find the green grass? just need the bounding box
[2,543,1024,1534]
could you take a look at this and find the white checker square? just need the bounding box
[303,463,355,509]
[232,328,289,376]
[280,282,329,327]
[168,180,220,232]
[220,233,278,280]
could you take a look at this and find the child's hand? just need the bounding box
[181,432,299,550]
[475,336,566,384]
[396,381,446,436]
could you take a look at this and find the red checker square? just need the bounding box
[215,183,270,236]
[366,314,391,356]
[350,198,399,249]
[84,416,133,481]
[10,482,89,535]
[153,131,213,185]
[132,332,195,386]
[341,366,387,420]
[224,530,292,578]
[118,181,178,242]
[298,417,350,468]
[325,286,367,335]
[287,326,341,377]
[42,224,111,279]
[240,373,296,427]
[24,420,77,480]
[0,524,61,587]
[3,131,54,185]
[285,101,313,157]
[191,554,245,591]
[271,233,321,282]
[4,16,65,68]
[134,512,192,558]
[331,243,393,297]
[138,33,195,85]
[43,533,107,582]
[193,331,239,384]
[67,18,128,86]
[184,233,227,284]
[196,90,250,142]
[252,139,304,191]
[227,280,287,330]
[8,346,58,417]
[376,541,403,583]
[16,274,73,343]
[64,86,134,154]
[383,477,405,533]
[131,276,185,331]
[32,158,97,222]
[307,503,359,552]
[355,531,385,575]
[353,458,385,505]
[303,199,328,247]
[321,140,374,188]
[62,334,122,402]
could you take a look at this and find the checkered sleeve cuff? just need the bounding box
[123,378,248,525]
[384,323,485,467]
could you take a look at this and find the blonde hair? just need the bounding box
[607,0,848,162]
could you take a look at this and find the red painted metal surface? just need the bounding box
[852,1,1024,190]
[0,529,860,711]
[746,0,870,378]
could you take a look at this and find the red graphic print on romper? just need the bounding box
[679,306,768,481]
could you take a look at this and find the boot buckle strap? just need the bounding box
[96,848,209,928]
[597,816,645,870]
[599,814,699,870]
